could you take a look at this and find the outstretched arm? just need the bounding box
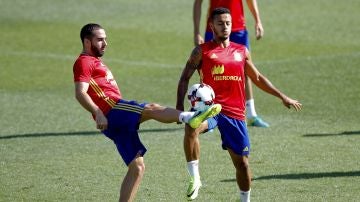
[193,0,204,46]
[75,82,108,130]
[246,0,264,40]
[244,51,302,111]
[177,46,203,111]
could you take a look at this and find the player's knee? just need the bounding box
[129,156,146,178]
[141,103,162,122]
[185,124,201,138]
[131,161,145,178]
[235,157,249,171]
[185,130,198,139]
[136,163,145,177]
[144,103,162,111]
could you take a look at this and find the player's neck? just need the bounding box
[212,39,230,48]
[81,50,96,57]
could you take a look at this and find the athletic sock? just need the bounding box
[179,112,196,123]
[240,189,251,202]
[246,99,257,118]
[187,160,200,181]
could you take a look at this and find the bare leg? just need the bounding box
[245,75,253,101]
[245,76,269,127]
[119,155,145,202]
[184,123,207,161]
[184,122,208,200]
[227,148,251,191]
[140,103,181,123]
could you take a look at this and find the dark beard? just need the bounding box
[91,44,104,57]
[218,36,228,41]
[214,29,229,41]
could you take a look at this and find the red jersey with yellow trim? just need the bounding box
[206,0,246,32]
[73,54,121,115]
[199,41,246,120]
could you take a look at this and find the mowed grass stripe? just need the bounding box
[4,50,360,68]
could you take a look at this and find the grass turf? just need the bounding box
[1,0,359,201]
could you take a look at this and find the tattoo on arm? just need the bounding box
[177,46,202,109]
[179,46,202,82]
[186,46,202,71]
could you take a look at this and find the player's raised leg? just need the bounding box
[140,103,221,129]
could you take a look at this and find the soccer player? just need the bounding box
[176,8,302,201]
[73,23,221,202]
[193,0,269,127]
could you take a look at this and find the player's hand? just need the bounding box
[255,22,264,40]
[282,96,302,111]
[194,34,204,46]
[95,110,108,130]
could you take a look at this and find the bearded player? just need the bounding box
[73,23,221,202]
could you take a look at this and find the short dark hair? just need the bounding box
[80,23,103,44]
[210,7,231,21]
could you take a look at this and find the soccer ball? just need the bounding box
[187,83,215,111]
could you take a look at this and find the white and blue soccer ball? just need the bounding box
[187,83,215,111]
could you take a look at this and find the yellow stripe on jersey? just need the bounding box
[89,79,117,107]
[112,102,143,114]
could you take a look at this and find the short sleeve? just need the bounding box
[73,57,93,82]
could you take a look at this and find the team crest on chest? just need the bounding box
[234,51,243,61]
[211,65,224,76]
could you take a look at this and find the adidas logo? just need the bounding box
[210,53,218,59]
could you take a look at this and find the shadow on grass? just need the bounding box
[221,170,360,182]
[0,127,183,140]
[303,130,360,137]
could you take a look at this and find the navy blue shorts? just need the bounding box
[207,113,250,156]
[102,99,146,166]
[205,30,250,49]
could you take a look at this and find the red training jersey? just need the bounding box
[206,0,246,32]
[73,54,121,115]
[199,41,247,120]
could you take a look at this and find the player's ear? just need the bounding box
[209,22,214,32]
[84,37,91,46]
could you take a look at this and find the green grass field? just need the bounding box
[1,0,360,201]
